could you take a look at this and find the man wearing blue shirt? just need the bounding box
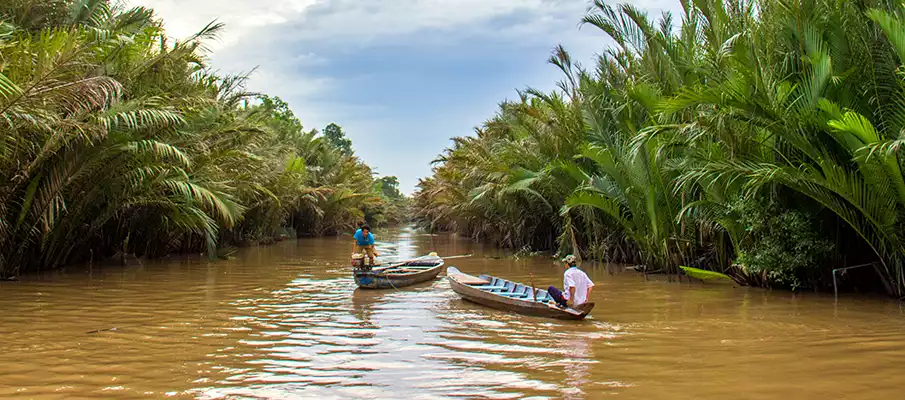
[352,225,378,265]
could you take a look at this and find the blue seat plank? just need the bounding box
[470,275,555,302]
[473,285,507,290]
[499,295,543,302]
[498,292,534,299]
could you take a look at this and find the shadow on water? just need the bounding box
[1,225,905,399]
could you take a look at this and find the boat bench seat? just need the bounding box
[498,290,536,297]
[498,292,531,298]
[472,285,507,290]
[501,294,550,302]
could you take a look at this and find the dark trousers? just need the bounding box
[547,286,568,307]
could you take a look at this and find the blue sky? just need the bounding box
[137,0,679,193]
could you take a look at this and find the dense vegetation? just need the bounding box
[413,0,905,297]
[0,0,406,277]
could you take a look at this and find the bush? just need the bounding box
[733,199,834,290]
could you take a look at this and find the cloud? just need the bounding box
[282,0,585,43]
[137,0,588,46]
[133,0,316,45]
[132,0,681,193]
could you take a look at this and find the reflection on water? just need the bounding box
[1,226,905,399]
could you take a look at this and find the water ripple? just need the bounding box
[2,229,905,399]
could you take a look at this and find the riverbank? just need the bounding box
[413,0,904,297]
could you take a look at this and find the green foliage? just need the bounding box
[258,95,305,135]
[0,0,386,276]
[413,93,585,250]
[1,0,75,31]
[377,176,403,199]
[731,200,834,289]
[365,176,410,227]
[414,0,905,296]
[679,266,732,282]
[324,123,353,156]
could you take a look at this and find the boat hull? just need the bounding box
[447,267,594,320]
[354,261,445,289]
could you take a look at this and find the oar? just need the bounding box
[370,253,473,273]
[367,254,427,273]
[385,253,472,261]
[370,254,435,273]
[529,272,538,303]
[380,253,472,265]
[371,262,406,273]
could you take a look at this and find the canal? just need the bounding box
[1,227,903,399]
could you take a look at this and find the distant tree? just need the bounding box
[377,176,403,199]
[258,95,304,134]
[2,0,78,31]
[324,123,353,156]
[367,175,410,226]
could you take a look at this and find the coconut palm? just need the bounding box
[0,0,393,277]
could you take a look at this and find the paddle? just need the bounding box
[529,272,538,303]
[438,254,474,260]
[367,253,461,273]
[367,254,429,272]
[372,253,473,272]
[383,253,472,262]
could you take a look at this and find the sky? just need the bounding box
[133,0,680,194]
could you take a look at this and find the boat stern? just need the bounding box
[354,269,380,289]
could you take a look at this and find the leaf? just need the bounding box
[16,174,42,229]
[123,140,191,167]
[868,9,905,66]
[679,266,732,281]
[0,72,23,101]
[285,156,307,174]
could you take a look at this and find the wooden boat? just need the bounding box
[353,256,445,289]
[446,267,595,320]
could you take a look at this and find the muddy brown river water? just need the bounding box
[1,227,904,399]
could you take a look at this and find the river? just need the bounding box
[1,226,904,399]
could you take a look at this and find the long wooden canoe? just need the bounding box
[446,267,595,320]
[354,257,445,289]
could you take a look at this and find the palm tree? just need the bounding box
[0,0,390,276]
[414,0,905,295]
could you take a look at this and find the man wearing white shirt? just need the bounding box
[548,254,594,307]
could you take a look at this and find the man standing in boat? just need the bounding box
[352,225,378,266]
[548,255,594,308]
